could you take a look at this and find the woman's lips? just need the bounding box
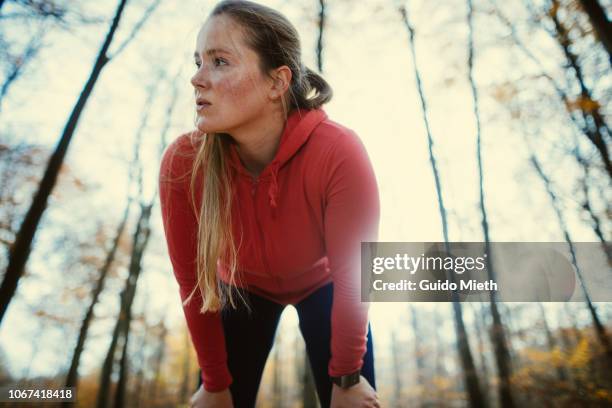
[196,102,211,111]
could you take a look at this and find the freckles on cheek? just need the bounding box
[219,74,256,102]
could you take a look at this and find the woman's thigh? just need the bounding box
[294,282,376,408]
[197,286,286,408]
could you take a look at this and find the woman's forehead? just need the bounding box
[195,16,246,57]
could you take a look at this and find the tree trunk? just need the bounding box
[316,0,326,73]
[398,5,486,406]
[132,319,151,408]
[549,0,611,179]
[470,303,490,403]
[0,0,129,325]
[572,140,611,265]
[113,320,131,408]
[148,320,168,403]
[527,144,612,364]
[467,1,515,405]
[96,202,153,408]
[537,303,568,382]
[577,0,612,63]
[62,200,131,408]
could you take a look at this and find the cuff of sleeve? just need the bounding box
[201,364,233,392]
[328,360,364,378]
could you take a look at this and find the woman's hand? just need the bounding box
[330,375,380,407]
[189,384,234,408]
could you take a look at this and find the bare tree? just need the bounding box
[489,0,611,182]
[96,200,154,408]
[147,320,168,404]
[524,132,612,365]
[467,1,515,406]
[398,5,486,407]
[61,198,131,408]
[0,0,161,325]
[536,302,569,382]
[548,0,611,179]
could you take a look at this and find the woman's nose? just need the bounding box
[190,66,209,89]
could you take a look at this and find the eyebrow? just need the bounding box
[193,48,233,58]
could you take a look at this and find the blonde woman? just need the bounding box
[159,1,380,407]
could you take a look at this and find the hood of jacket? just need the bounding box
[227,107,328,210]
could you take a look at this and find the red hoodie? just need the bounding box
[159,107,380,392]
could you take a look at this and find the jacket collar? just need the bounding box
[228,107,328,209]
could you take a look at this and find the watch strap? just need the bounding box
[331,369,360,389]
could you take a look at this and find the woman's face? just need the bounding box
[191,15,273,134]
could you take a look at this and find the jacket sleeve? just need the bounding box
[323,130,380,377]
[158,135,232,392]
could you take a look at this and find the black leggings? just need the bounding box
[196,281,376,408]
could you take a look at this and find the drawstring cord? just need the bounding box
[267,162,280,216]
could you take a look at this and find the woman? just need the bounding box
[159,1,380,407]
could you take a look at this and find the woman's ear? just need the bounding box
[269,65,292,100]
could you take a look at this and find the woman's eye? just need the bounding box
[195,60,201,68]
[214,57,227,66]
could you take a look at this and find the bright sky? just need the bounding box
[1,0,610,390]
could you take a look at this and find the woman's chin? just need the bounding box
[195,119,215,133]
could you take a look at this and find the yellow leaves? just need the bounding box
[565,97,602,114]
[595,389,612,402]
[568,337,591,369]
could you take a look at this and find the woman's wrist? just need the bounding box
[330,369,361,389]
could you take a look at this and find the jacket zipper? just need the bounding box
[251,176,277,284]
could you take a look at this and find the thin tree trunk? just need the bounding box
[132,317,151,408]
[536,302,568,382]
[0,0,130,325]
[572,139,611,264]
[577,0,612,64]
[148,320,168,404]
[114,319,131,408]
[398,5,486,407]
[467,1,515,406]
[470,303,490,403]
[96,202,153,408]
[549,0,611,179]
[316,0,326,73]
[489,0,612,182]
[526,139,612,364]
[61,199,131,408]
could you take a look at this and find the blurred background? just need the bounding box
[0,0,611,406]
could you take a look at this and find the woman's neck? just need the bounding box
[230,108,286,178]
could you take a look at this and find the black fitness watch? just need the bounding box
[330,369,361,389]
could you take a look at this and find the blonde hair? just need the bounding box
[186,0,333,314]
